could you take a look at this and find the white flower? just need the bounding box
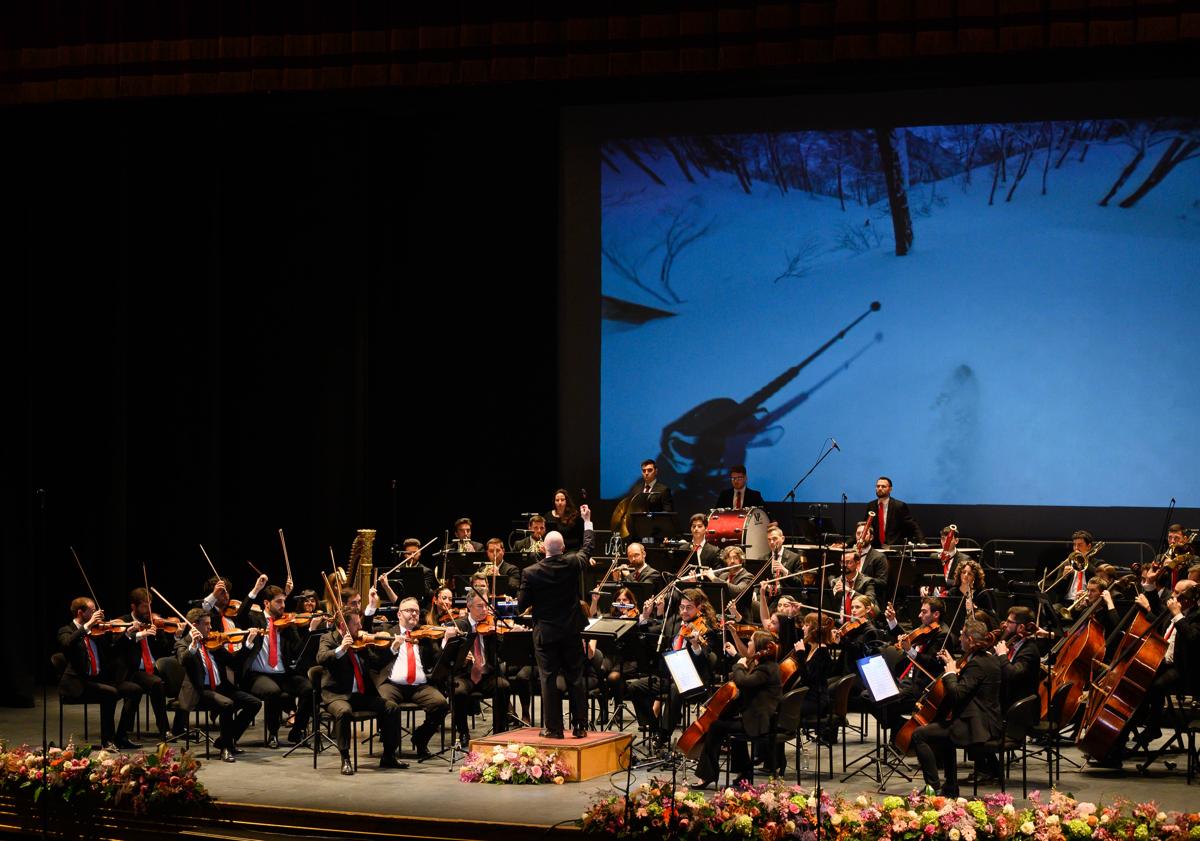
[1020,822,1035,835]
[1003,804,1016,815]
[808,796,817,808]
[1046,815,1059,826]
[1077,803,1096,817]
[958,798,968,805]
[950,829,961,840]
[831,815,843,826]
[1101,815,1110,825]
[963,827,976,841]
[856,795,870,807]
[1157,813,1167,822]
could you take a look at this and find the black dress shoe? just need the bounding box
[414,740,434,761]
[113,738,142,750]
[287,727,306,745]
[265,734,279,749]
[539,729,565,739]
[572,726,588,739]
[230,741,245,755]
[340,757,355,775]
[379,754,408,769]
[221,748,237,763]
[689,777,716,789]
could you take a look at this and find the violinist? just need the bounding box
[834,595,885,669]
[868,597,950,733]
[376,597,449,761]
[315,607,404,774]
[755,583,800,658]
[235,578,317,748]
[114,587,176,741]
[691,630,781,789]
[176,608,262,762]
[909,620,1003,797]
[57,597,145,750]
[599,586,640,705]
[696,545,754,599]
[483,537,522,593]
[517,505,595,739]
[993,606,1042,706]
[790,612,838,744]
[629,588,720,750]
[293,589,331,634]
[444,591,510,749]
[428,586,456,626]
[201,576,244,652]
[828,550,877,618]
[687,512,721,568]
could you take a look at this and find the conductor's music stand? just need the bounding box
[840,653,915,791]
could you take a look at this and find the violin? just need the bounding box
[350,631,396,649]
[223,599,242,618]
[837,616,870,638]
[151,615,183,634]
[474,618,530,636]
[204,628,251,649]
[720,620,758,640]
[88,619,136,636]
[680,617,710,641]
[895,621,940,650]
[409,625,447,640]
[272,611,330,628]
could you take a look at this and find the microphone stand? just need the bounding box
[783,441,839,539]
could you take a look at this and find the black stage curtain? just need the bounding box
[1,93,560,702]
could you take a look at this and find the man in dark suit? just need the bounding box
[853,520,890,589]
[865,476,923,548]
[869,597,953,733]
[909,620,1003,797]
[686,513,721,568]
[633,459,674,513]
[994,606,1042,706]
[200,576,246,654]
[715,464,766,512]
[1053,530,1102,608]
[375,596,449,760]
[828,550,878,618]
[235,577,317,747]
[113,587,175,740]
[58,597,144,749]
[621,542,659,584]
[445,590,511,747]
[176,608,262,762]
[692,630,781,787]
[513,515,547,557]
[316,608,403,774]
[451,517,485,553]
[483,538,523,593]
[517,503,594,738]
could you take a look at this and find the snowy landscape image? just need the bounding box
[599,120,1200,509]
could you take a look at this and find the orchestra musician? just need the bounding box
[687,513,721,567]
[865,477,923,548]
[931,525,972,592]
[696,545,755,599]
[546,489,585,550]
[428,586,456,626]
[315,607,404,774]
[115,587,175,740]
[177,608,262,763]
[293,589,332,634]
[790,612,838,744]
[376,597,450,760]
[201,576,243,652]
[833,594,885,669]
[867,597,951,734]
[909,620,1003,797]
[1055,530,1101,608]
[715,464,766,512]
[398,538,440,595]
[517,503,595,739]
[631,459,675,514]
[235,577,317,748]
[691,630,781,788]
[829,549,878,618]
[619,542,658,584]
[765,525,802,575]
[482,537,522,593]
[949,560,994,621]
[58,597,145,750]
[450,517,484,553]
[853,520,890,589]
[1160,524,1196,588]
[992,606,1042,706]
[513,515,547,557]
[444,590,510,749]
[629,587,720,750]
[1131,579,1199,745]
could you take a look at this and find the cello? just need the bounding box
[1038,593,1106,721]
[675,638,778,759]
[1075,603,1168,760]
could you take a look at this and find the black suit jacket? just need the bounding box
[945,652,1004,746]
[373,634,440,688]
[766,548,803,575]
[999,636,1042,706]
[518,527,594,643]
[57,622,117,680]
[112,614,176,679]
[826,574,877,614]
[693,542,721,568]
[864,497,923,547]
[175,634,246,710]
[631,480,674,513]
[859,548,890,589]
[234,599,306,682]
[731,658,781,737]
[716,487,766,511]
[315,630,385,703]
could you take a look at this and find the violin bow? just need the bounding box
[148,588,200,636]
[69,546,102,612]
[321,571,349,636]
[199,544,222,584]
[278,528,294,586]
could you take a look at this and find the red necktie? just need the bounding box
[735,491,742,509]
[140,638,155,672]
[221,615,236,653]
[85,637,99,676]
[406,640,417,684]
[471,634,484,683]
[349,652,365,694]
[1074,570,1085,593]
[673,632,685,651]
[877,502,886,545]
[202,647,218,687]
[1165,624,1175,641]
[1008,641,1018,662]
[268,621,279,668]
[844,588,852,616]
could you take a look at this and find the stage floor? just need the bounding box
[1,693,1195,835]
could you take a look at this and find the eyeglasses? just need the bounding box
[399,608,420,614]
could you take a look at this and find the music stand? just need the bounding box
[840,653,914,790]
[445,552,488,580]
[419,635,470,769]
[387,567,429,603]
[630,512,679,545]
[282,633,335,759]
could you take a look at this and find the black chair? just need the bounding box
[800,674,858,772]
[974,694,1040,798]
[306,665,376,771]
[155,656,216,759]
[769,686,809,783]
[50,653,92,746]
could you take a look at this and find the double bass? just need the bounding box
[1075,604,1168,759]
[1038,594,1106,722]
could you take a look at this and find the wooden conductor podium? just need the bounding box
[469,727,632,782]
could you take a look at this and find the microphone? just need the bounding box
[519,512,540,518]
[831,439,840,452]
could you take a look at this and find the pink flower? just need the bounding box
[530,765,542,778]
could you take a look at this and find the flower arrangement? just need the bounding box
[581,779,1200,841]
[458,742,570,784]
[0,741,212,815]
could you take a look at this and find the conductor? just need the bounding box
[517,503,595,739]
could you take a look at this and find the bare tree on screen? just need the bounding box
[1115,125,1200,208]
[1098,120,1157,207]
[602,200,715,306]
[875,127,914,255]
